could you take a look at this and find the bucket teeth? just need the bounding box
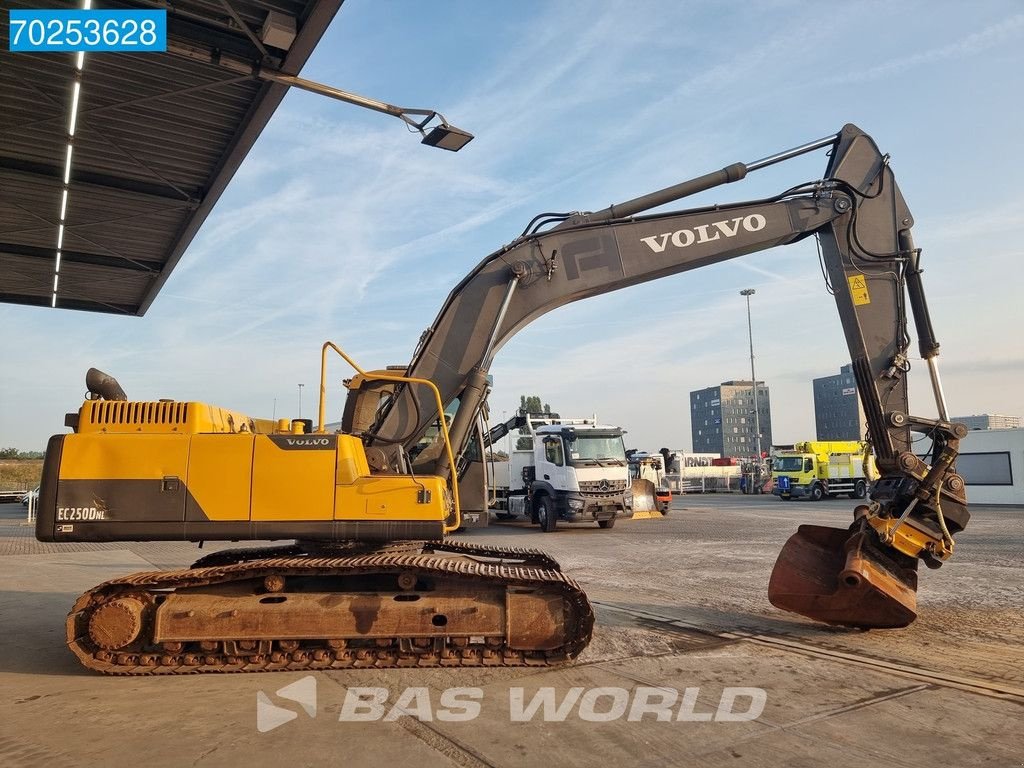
[769,525,919,629]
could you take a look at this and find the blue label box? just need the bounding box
[8,9,167,53]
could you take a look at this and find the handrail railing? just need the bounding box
[317,341,461,533]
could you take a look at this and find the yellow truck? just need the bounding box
[771,441,870,501]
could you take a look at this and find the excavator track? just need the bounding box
[420,540,564,571]
[191,540,563,571]
[68,543,593,675]
[190,544,306,569]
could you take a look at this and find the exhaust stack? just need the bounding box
[85,368,127,401]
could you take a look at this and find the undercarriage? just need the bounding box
[67,540,593,675]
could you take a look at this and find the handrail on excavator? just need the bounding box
[316,341,461,532]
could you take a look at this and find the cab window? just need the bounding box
[544,437,564,466]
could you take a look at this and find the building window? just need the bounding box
[956,452,1013,485]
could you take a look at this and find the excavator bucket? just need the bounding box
[768,525,918,628]
[630,479,660,519]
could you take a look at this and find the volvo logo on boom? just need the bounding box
[640,214,767,254]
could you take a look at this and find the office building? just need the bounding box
[690,380,772,458]
[952,414,1022,431]
[813,364,865,441]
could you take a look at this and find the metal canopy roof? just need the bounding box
[0,0,343,315]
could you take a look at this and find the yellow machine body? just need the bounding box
[37,399,451,543]
[44,390,593,677]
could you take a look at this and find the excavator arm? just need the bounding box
[346,123,968,628]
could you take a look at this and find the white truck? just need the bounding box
[489,415,633,531]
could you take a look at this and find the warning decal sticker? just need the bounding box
[848,274,870,306]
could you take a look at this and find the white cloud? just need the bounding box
[831,13,1024,85]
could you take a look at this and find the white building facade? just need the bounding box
[956,428,1024,505]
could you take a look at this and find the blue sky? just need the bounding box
[2,0,1023,452]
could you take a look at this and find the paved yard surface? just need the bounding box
[1,496,1021,767]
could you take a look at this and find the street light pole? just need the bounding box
[740,289,763,492]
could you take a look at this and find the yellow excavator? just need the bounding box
[37,124,969,674]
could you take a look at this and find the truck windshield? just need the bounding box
[568,434,626,466]
[772,456,804,472]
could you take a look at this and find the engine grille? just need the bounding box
[86,400,189,426]
[578,479,628,493]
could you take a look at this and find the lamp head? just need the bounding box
[421,123,474,152]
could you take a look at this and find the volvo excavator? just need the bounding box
[36,124,969,674]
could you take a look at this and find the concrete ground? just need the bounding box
[1,496,1021,767]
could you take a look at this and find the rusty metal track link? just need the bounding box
[421,540,563,570]
[68,549,592,675]
[191,540,563,571]
[190,544,306,569]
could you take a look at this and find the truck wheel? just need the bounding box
[536,496,557,533]
[598,517,615,529]
[850,480,867,499]
[809,484,825,502]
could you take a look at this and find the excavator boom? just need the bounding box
[348,123,968,628]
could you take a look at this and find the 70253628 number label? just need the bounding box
[8,9,167,53]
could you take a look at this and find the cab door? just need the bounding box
[538,435,569,491]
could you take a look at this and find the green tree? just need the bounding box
[0,448,44,460]
[516,395,555,450]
